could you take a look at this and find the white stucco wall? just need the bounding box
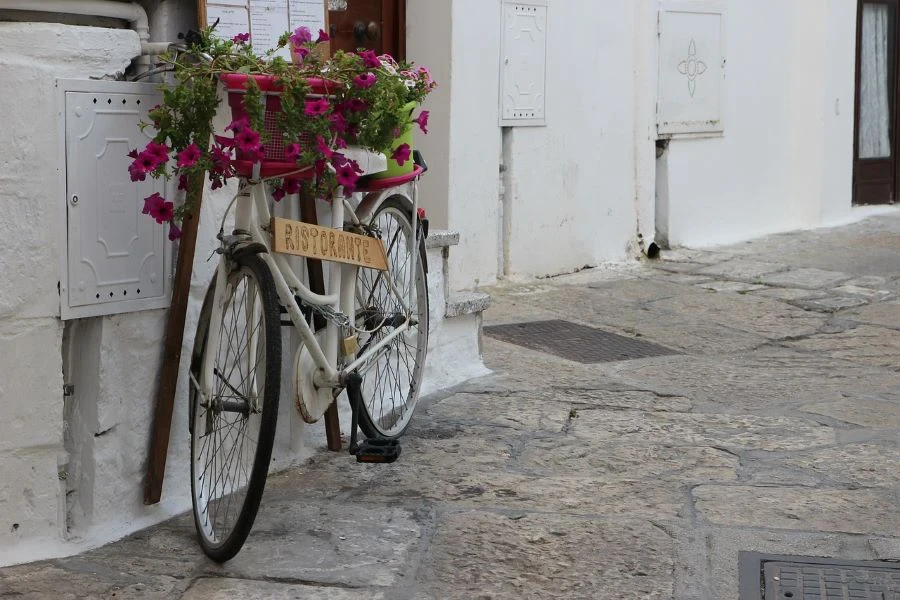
[503,1,645,279]
[0,23,142,564]
[661,0,858,248]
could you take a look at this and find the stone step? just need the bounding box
[445,291,493,318]
[425,229,459,250]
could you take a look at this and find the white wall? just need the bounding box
[504,1,642,279]
[662,0,857,247]
[0,23,140,564]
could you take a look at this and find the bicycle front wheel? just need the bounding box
[355,198,429,439]
[189,253,281,563]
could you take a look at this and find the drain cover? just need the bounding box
[483,319,678,363]
[740,553,900,600]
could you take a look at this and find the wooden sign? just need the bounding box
[199,0,329,58]
[271,217,389,271]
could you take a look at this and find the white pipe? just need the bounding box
[0,0,151,67]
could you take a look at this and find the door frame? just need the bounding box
[853,0,900,205]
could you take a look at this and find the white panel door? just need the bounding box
[500,0,548,127]
[658,1,725,136]
[65,89,169,317]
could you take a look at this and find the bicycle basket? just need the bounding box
[220,73,338,178]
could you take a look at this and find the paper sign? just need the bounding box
[202,1,328,56]
[289,0,327,33]
[206,4,251,41]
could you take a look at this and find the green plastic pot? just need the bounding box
[375,101,417,179]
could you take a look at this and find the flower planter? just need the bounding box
[374,101,417,179]
[221,73,338,178]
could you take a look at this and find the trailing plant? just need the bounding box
[128,25,434,239]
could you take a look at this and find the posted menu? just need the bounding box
[203,0,327,56]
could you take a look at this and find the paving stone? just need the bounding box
[694,280,769,293]
[417,512,674,600]
[758,268,851,289]
[687,527,885,600]
[830,284,892,299]
[746,442,900,488]
[800,396,900,428]
[364,469,684,520]
[648,291,824,340]
[693,486,900,534]
[517,439,738,484]
[425,392,571,432]
[181,578,383,600]
[569,410,835,452]
[781,324,900,368]
[695,259,789,281]
[788,295,870,312]
[844,275,890,288]
[751,287,829,302]
[203,503,426,588]
[612,350,890,412]
[846,299,900,328]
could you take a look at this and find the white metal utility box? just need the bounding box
[58,79,172,320]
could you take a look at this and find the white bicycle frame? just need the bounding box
[200,174,422,404]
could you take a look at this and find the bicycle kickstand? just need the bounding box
[345,372,402,464]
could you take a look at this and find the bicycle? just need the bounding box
[183,73,430,563]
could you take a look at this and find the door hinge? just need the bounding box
[63,384,75,397]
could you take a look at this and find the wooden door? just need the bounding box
[854,0,899,205]
[328,0,405,59]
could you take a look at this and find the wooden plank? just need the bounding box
[271,217,388,271]
[144,173,205,505]
[299,192,343,453]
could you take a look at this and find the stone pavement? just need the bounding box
[2,211,899,599]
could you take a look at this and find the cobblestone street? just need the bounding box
[2,211,899,599]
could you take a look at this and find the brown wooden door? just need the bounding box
[328,0,405,59]
[854,0,899,205]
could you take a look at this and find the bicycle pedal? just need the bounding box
[354,438,401,464]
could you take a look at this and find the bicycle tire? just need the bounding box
[355,197,429,439]
[189,253,281,563]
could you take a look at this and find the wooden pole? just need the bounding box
[299,191,343,452]
[144,175,205,504]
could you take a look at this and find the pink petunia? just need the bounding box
[129,161,147,182]
[272,187,286,202]
[283,178,301,195]
[417,207,426,219]
[304,97,330,117]
[316,29,330,43]
[142,192,165,216]
[290,26,312,48]
[178,174,189,191]
[284,143,301,163]
[232,32,250,44]
[346,98,367,112]
[226,117,249,133]
[315,135,334,158]
[294,47,310,62]
[214,134,235,148]
[353,72,377,89]
[153,200,174,224]
[168,223,182,241]
[329,112,348,134]
[358,49,380,69]
[234,128,261,153]
[334,137,348,149]
[413,110,430,134]
[176,143,201,168]
[211,146,234,176]
[335,162,360,190]
[145,142,170,164]
[391,143,411,166]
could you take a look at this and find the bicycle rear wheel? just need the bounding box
[189,253,281,563]
[355,198,429,439]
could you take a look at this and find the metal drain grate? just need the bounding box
[739,553,900,600]
[483,319,678,364]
